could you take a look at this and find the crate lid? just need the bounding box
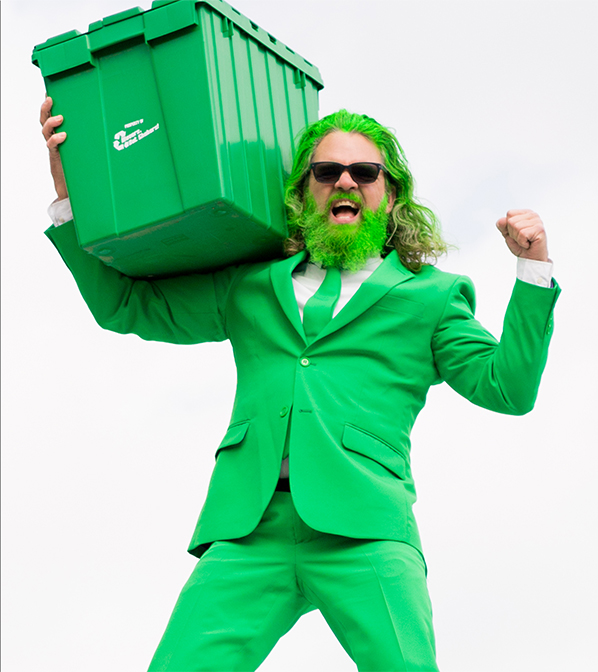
[32,0,323,89]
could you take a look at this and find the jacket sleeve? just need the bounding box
[45,220,237,345]
[432,275,560,415]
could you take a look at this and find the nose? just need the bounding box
[334,168,358,191]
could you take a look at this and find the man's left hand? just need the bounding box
[496,209,549,262]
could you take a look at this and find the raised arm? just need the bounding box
[433,210,559,414]
[40,98,236,346]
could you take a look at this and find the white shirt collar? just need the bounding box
[296,256,383,280]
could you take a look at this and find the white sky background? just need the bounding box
[2,1,597,670]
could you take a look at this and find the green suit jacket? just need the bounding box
[46,221,560,557]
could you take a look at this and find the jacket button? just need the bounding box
[280,406,289,417]
[300,358,310,367]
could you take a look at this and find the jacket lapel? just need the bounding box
[270,251,308,341]
[269,250,414,343]
[317,251,415,340]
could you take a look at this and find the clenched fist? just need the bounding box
[496,209,549,262]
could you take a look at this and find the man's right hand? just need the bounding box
[40,96,68,201]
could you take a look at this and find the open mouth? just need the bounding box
[329,199,361,224]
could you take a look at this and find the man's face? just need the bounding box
[298,131,396,270]
[307,131,395,224]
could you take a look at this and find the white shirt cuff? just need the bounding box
[516,257,553,288]
[47,197,73,226]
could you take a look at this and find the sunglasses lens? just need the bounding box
[313,163,342,183]
[351,163,379,183]
[311,162,383,184]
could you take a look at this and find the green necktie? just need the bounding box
[281,267,342,463]
[303,266,342,343]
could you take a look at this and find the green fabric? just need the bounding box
[45,221,561,559]
[303,266,342,342]
[148,492,438,672]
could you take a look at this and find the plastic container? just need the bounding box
[32,0,323,277]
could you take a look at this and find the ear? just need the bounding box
[385,187,396,214]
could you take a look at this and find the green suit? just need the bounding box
[46,220,559,671]
[46,221,559,559]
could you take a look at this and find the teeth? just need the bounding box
[331,200,359,213]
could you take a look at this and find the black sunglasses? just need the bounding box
[310,162,388,185]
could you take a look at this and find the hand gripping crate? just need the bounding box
[32,0,323,277]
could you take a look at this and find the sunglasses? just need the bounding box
[310,162,388,185]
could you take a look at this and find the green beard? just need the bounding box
[298,193,390,271]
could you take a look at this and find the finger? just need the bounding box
[506,223,532,249]
[496,217,508,234]
[506,208,533,218]
[46,131,67,150]
[506,212,542,229]
[41,114,64,141]
[506,217,543,238]
[506,214,545,238]
[507,210,540,223]
[40,96,53,125]
[506,222,545,249]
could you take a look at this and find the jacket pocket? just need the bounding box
[215,421,250,459]
[342,424,407,480]
[374,293,424,318]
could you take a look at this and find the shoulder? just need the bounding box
[408,263,475,295]
[383,251,472,293]
[391,263,477,317]
[211,254,285,282]
[210,253,298,300]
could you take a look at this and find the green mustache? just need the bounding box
[325,192,363,211]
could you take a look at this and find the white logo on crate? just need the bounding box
[113,119,160,151]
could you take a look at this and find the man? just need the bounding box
[41,99,559,672]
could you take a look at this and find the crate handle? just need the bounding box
[293,70,306,89]
[221,17,234,38]
[102,7,144,27]
[145,1,200,42]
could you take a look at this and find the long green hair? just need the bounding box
[284,109,449,272]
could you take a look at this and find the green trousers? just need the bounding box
[148,492,438,672]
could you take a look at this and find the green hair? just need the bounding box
[284,109,449,272]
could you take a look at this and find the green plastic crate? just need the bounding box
[32,0,323,277]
